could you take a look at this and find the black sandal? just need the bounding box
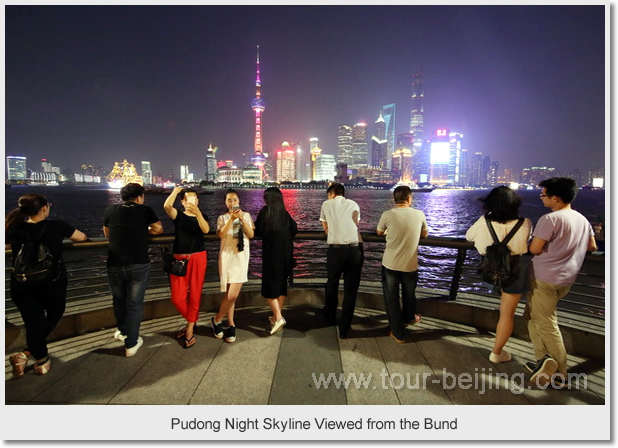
[176,328,187,340]
[184,335,196,349]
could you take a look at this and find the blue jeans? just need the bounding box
[107,263,150,348]
[382,266,419,340]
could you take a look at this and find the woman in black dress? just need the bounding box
[254,187,297,334]
[6,194,87,377]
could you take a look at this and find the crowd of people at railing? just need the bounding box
[5,177,596,388]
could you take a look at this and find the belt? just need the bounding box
[173,251,204,258]
[329,243,359,248]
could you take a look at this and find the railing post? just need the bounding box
[449,248,468,301]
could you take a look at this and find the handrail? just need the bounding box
[5,232,475,253]
[5,232,604,317]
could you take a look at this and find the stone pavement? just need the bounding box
[5,305,605,405]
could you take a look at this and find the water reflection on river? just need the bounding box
[5,185,605,316]
[5,185,604,238]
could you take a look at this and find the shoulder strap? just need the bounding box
[502,218,525,245]
[484,216,500,244]
[485,217,524,245]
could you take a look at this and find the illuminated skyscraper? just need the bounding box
[180,165,191,182]
[470,152,484,186]
[392,148,412,182]
[141,161,152,185]
[204,144,217,182]
[371,111,387,169]
[276,142,296,181]
[448,132,464,186]
[315,154,336,181]
[337,125,353,166]
[309,138,322,181]
[410,72,428,182]
[250,46,267,180]
[352,123,368,168]
[6,156,27,181]
[410,72,424,137]
[429,129,449,185]
[41,159,52,172]
[382,103,396,169]
[295,142,309,182]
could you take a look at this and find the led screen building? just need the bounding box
[430,129,449,185]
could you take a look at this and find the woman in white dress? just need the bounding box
[211,189,254,343]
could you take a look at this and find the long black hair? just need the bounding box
[5,194,48,238]
[480,186,522,223]
[263,187,287,232]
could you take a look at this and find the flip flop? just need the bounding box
[176,329,187,340]
[184,335,196,349]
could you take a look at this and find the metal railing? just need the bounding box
[5,232,605,324]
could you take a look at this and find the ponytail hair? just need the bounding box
[5,194,48,238]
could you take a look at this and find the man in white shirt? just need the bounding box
[319,183,363,338]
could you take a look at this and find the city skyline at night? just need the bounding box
[5,5,607,179]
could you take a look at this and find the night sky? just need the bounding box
[5,5,606,178]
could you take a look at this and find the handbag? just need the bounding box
[162,251,188,276]
[162,237,197,277]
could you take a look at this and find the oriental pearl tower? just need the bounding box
[250,46,267,180]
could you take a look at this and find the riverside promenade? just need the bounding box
[5,289,605,406]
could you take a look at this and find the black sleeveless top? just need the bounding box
[172,210,207,254]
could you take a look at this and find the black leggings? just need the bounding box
[10,273,68,360]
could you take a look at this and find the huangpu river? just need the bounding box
[4,185,605,316]
[5,184,605,238]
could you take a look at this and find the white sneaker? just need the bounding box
[489,350,512,363]
[270,317,286,335]
[125,337,144,357]
[114,329,127,341]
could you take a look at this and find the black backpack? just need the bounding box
[477,217,525,289]
[12,222,58,284]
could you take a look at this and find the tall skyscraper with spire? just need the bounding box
[382,103,396,169]
[410,72,429,182]
[251,46,267,180]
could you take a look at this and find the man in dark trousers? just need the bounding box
[319,183,363,339]
[103,183,163,357]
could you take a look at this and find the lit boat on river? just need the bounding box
[106,160,143,189]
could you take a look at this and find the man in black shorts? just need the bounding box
[103,183,163,357]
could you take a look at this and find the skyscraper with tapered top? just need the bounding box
[410,72,428,182]
[382,103,396,169]
[251,46,267,180]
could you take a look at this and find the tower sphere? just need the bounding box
[251,98,265,112]
[251,151,266,167]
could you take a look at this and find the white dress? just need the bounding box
[217,212,253,291]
